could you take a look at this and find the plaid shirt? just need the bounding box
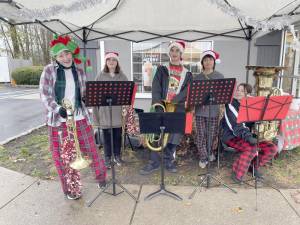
[39,62,91,127]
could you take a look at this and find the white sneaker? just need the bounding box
[66,193,81,200]
[209,154,216,162]
[199,160,208,169]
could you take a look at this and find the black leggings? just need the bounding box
[102,127,122,158]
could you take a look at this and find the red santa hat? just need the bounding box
[168,41,185,54]
[104,52,119,62]
[201,50,221,63]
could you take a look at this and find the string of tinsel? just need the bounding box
[209,0,300,50]
[10,0,109,20]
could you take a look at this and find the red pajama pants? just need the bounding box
[225,137,277,180]
[48,119,106,194]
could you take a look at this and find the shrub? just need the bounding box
[11,66,44,85]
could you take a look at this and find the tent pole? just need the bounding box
[246,28,253,84]
[83,27,87,73]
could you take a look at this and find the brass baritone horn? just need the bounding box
[145,101,176,152]
[62,99,92,170]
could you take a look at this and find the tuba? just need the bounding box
[246,66,284,141]
[144,101,176,151]
[62,99,92,170]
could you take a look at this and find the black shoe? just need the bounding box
[254,169,264,179]
[114,156,125,166]
[98,180,107,189]
[105,157,111,169]
[231,172,242,185]
[165,162,177,173]
[139,163,159,175]
[65,193,81,200]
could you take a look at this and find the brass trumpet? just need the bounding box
[62,99,91,170]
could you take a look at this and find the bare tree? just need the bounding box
[0,21,52,65]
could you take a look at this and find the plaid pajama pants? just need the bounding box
[225,137,277,180]
[195,116,219,161]
[48,119,106,194]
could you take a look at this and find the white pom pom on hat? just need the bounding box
[201,50,221,63]
[168,41,186,53]
[104,52,119,61]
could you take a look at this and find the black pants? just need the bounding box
[102,127,122,158]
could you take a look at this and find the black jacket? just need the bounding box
[151,65,192,112]
[222,98,254,143]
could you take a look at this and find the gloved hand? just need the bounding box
[58,107,67,119]
[247,136,258,146]
[155,105,164,113]
[82,96,86,103]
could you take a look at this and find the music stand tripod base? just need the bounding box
[138,113,186,201]
[189,172,238,199]
[145,184,183,201]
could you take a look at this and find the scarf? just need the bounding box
[54,62,82,109]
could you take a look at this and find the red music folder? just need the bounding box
[237,95,293,123]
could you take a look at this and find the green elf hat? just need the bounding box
[49,34,71,56]
[49,34,92,72]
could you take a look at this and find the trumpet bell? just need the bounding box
[70,156,91,170]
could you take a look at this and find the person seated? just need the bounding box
[221,83,277,183]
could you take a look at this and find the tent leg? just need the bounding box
[83,27,87,73]
[246,28,253,84]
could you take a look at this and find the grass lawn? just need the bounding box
[0,126,299,188]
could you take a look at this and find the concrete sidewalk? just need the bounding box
[0,167,299,225]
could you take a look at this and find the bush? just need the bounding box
[11,66,44,85]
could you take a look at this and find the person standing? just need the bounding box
[39,35,107,200]
[93,52,128,168]
[140,41,192,175]
[194,50,224,168]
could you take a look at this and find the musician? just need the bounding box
[140,41,192,175]
[194,50,224,168]
[222,83,277,183]
[39,35,107,200]
[92,52,128,168]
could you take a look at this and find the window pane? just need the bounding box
[133,73,142,82]
[133,63,142,73]
[132,53,142,62]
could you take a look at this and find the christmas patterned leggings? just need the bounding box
[48,119,106,195]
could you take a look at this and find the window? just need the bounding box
[132,41,213,97]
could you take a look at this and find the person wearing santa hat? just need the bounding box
[194,50,225,169]
[140,41,193,175]
[39,35,107,200]
[92,52,129,168]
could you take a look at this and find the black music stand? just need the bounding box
[237,94,292,210]
[138,112,186,201]
[85,81,138,207]
[188,78,237,199]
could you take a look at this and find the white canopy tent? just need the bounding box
[1,0,300,42]
[1,0,300,82]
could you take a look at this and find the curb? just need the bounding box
[0,84,39,89]
[0,123,46,146]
